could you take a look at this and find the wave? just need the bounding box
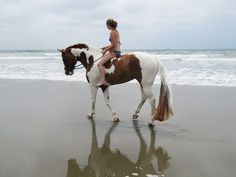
[0,49,236,87]
[156,54,236,62]
[0,50,60,60]
[0,56,60,60]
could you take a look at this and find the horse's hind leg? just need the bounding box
[143,85,156,126]
[102,87,119,122]
[133,85,147,119]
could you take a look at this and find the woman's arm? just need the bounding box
[102,31,116,54]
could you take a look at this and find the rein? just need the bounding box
[74,56,103,70]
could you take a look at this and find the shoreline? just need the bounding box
[1,77,236,88]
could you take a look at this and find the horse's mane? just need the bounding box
[66,43,89,51]
[65,43,102,54]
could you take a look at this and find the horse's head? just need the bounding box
[58,48,76,75]
[58,43,90,75]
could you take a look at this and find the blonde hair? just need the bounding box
[106,18,118,29]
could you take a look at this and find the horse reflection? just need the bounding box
[66,120,171,177]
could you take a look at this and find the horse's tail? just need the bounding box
[153,61,173,121]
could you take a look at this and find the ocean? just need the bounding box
[0,49,236,87]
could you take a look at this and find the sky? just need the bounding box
[0,0,236,50]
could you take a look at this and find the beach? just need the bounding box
[0,78,235,177]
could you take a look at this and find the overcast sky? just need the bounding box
[0,0,236,50]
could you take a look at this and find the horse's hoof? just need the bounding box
[113,117,120,122]
[133,114,139,120]
[87,113,94,119]
[148,122,155,128]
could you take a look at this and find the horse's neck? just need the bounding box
[84,47,102,78]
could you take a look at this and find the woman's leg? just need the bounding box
[97,52,115,86]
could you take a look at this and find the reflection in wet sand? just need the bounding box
[66,120,171,177]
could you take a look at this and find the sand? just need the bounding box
[0,78,235,177]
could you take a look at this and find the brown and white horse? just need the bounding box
[58,43,173,126]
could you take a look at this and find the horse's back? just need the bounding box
[131,52,159,67]
[131,52,159,84]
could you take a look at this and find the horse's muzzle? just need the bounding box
[65,71,74,75]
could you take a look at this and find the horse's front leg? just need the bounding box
[88,84,98,119]
[102,87,119,122]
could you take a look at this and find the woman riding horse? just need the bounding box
[58,41,173,126]
[97,18,121,86]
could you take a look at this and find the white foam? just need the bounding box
[0,49,236,87]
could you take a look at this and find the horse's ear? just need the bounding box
[58,49,65,53]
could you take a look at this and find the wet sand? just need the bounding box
[0,79,236,177]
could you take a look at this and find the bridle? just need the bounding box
[74,62,86,70]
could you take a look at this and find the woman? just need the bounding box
[97,18,121,86]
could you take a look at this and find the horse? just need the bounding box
[58,43,173,126]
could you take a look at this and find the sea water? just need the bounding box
[0,49,236,87]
